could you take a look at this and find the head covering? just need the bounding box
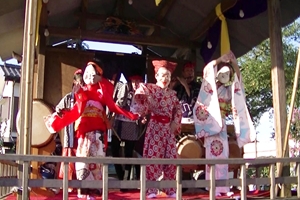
[152,60,177,74]
[87,61,103,75]
[183,62,196,69]
[74,69,83,75]
[128,75,143,81]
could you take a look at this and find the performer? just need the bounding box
[55,69,83,192]
[111,75,143,184]
[174,62,201,119]
[133,60,182,199]
[193,51,255,196]
[45,61,138,199]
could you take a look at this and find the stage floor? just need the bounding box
[5,189,272,200]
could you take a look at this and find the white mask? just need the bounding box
[83,65,101,85]
[216,66,230,84]
[155,67,171,89]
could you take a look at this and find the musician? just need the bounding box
[132,60,182,199]
[45,61,138,199]
[193,51,255,196]
[55,69,83,192]
[173,62,201,119]
[111,75,144,186]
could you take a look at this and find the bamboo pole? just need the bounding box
[17,0,38,199]
[276,44,300,193]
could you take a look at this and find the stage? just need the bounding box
[4,189,273,200]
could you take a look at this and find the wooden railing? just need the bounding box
[0,160,18,198]
[0,154,300,200]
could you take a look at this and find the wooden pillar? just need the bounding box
[34,1,48,99]
[267,0,290,197]
[17,0,38,199]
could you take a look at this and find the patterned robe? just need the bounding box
[133,83,182,196]
[193,62,255,194]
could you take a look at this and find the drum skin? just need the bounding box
[16,99,54,147]
[176,134,203,159]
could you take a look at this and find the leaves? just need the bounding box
[239,19,300,126]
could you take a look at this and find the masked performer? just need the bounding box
[45,61,138,199]
[132,60,182,199]
[193,51,255,196]
[55,69,83,192]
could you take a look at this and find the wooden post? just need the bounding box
[17,0,38,199]
[34,6,47,99]
[267,0,290,197]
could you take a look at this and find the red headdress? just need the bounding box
[152,60,177,74]
[128,75,143,81]
[183,62,196,69]
[74,69,83,75]
[87,61,103,75]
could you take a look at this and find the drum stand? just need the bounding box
[30,140,56,197]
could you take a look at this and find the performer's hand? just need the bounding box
[141,117,147,124]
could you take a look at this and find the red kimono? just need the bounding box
[45,79,137,192]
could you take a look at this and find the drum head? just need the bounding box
[16,99,54,147]
[177,135,203,158]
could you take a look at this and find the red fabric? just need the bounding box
[152,60,177,73]
[128,75,143,81]
[183,62,196,69]
[5,189,272,200]
[150,115,171,123]
[58,148,77,180]
[48,80,138,151]
[74,69,83,75]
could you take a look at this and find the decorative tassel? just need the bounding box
[239,10,245,18]
[215,3,230,55]
[207,41,212,49]
[155,0,162,6]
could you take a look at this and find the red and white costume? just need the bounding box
[133,60,182,197]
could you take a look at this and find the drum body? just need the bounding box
[17,99,54,147]
[176,133,204,171]
[177,124,243,172]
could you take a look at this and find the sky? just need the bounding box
[0,40,274,141]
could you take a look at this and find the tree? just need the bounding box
[238,20,300,125]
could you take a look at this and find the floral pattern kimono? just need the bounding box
[193,61,255,194]
[133,83,182,196]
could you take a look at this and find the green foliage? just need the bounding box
[239,20,300,125]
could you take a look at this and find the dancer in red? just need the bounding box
[45,61,138,199]
[132,60,182,198]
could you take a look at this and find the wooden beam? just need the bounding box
[156,0,176,22]
[114,0,124,17]
[146,0,175,36]
[74,11,157,28]
[48,26,200,48]
[189,0,237,41]
[79,0,88,30]
[267,0,290,197]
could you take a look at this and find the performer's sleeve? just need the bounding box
[104,92,138,120]
[132,84,149,117]
[45,102,82,133]
[55,93,69,111]
[172,94,182,135]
